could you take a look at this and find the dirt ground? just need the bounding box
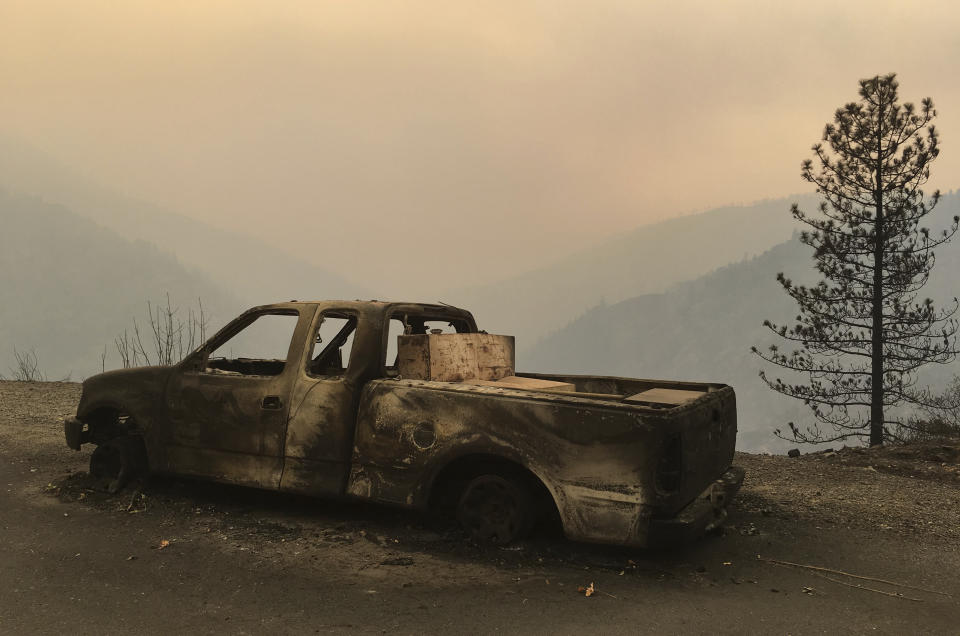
[1,381,959,635]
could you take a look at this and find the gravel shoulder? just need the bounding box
[736,446,960,541]
[1,381,959,634]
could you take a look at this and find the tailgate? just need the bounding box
[651,387,738,517]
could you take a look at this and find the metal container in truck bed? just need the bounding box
[64,300,743,548]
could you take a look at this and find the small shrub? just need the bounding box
[897,376,960,442]
[113,295,208,369]
[895,416,960,443]
[8,347,45,382]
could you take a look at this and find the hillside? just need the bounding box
[524,192,960,451]
[445,194,818,349]
[0,190,242,379]
[0,135,368,304]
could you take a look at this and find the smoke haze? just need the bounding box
[4,1,960,295]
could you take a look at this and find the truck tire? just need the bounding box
[89,435,147,494]
[456,473,534,545]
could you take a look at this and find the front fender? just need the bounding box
[71,367,174,469]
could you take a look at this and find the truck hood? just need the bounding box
[77,366,174,418]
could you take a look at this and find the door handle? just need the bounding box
[261,395,282,410]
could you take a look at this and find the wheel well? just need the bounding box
[89,434,150,492]
[427,454,559,522]
[83,407,135,445]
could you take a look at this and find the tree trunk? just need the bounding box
[871,200,884,446]
[870,111,885,447]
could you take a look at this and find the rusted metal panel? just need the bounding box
[73,365,174,469]
[280,307,364,497]
[160,305,313,488]
[345,378,732,546]
[397,333,514,382]
[346,376,737,546]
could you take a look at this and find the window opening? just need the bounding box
[384,313,472,375]
[204,312,299,376]
[307,313,357,377]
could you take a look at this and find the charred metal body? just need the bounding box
[67,300,743,547]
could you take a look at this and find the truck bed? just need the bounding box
[349,371,738,547]
[516,372,726,406]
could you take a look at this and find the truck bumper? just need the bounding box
[64,416,86,450]
[646,465,745,547]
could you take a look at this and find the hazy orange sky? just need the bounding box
[3,1,960,293]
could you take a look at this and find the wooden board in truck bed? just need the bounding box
[464,375,576,393]
[623,388,705,406]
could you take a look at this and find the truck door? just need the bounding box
[164,308,308,488]
[280,308,362,497]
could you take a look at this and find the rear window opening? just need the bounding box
[384,313,473,376]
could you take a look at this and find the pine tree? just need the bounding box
[754,74,959,446]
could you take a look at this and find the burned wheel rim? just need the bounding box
[89,436,145,494]
[89,442,123,485]
[456,475,531,546]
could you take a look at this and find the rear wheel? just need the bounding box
[456,474,534,545]
[89,435,147,494]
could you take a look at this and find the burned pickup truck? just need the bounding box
[65,300,743,547]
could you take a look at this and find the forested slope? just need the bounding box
[448,194,817,348]
[0,190,241,379]
[525,192,960,451]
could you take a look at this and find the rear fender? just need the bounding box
[347,440,559,510]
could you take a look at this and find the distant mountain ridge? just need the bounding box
[7,128,957,431]
[0,135,370,305]
[524,191,960,452]
[0,189,243,379]
[445,193,819,350]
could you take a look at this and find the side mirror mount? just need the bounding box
[181,349,207,373]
